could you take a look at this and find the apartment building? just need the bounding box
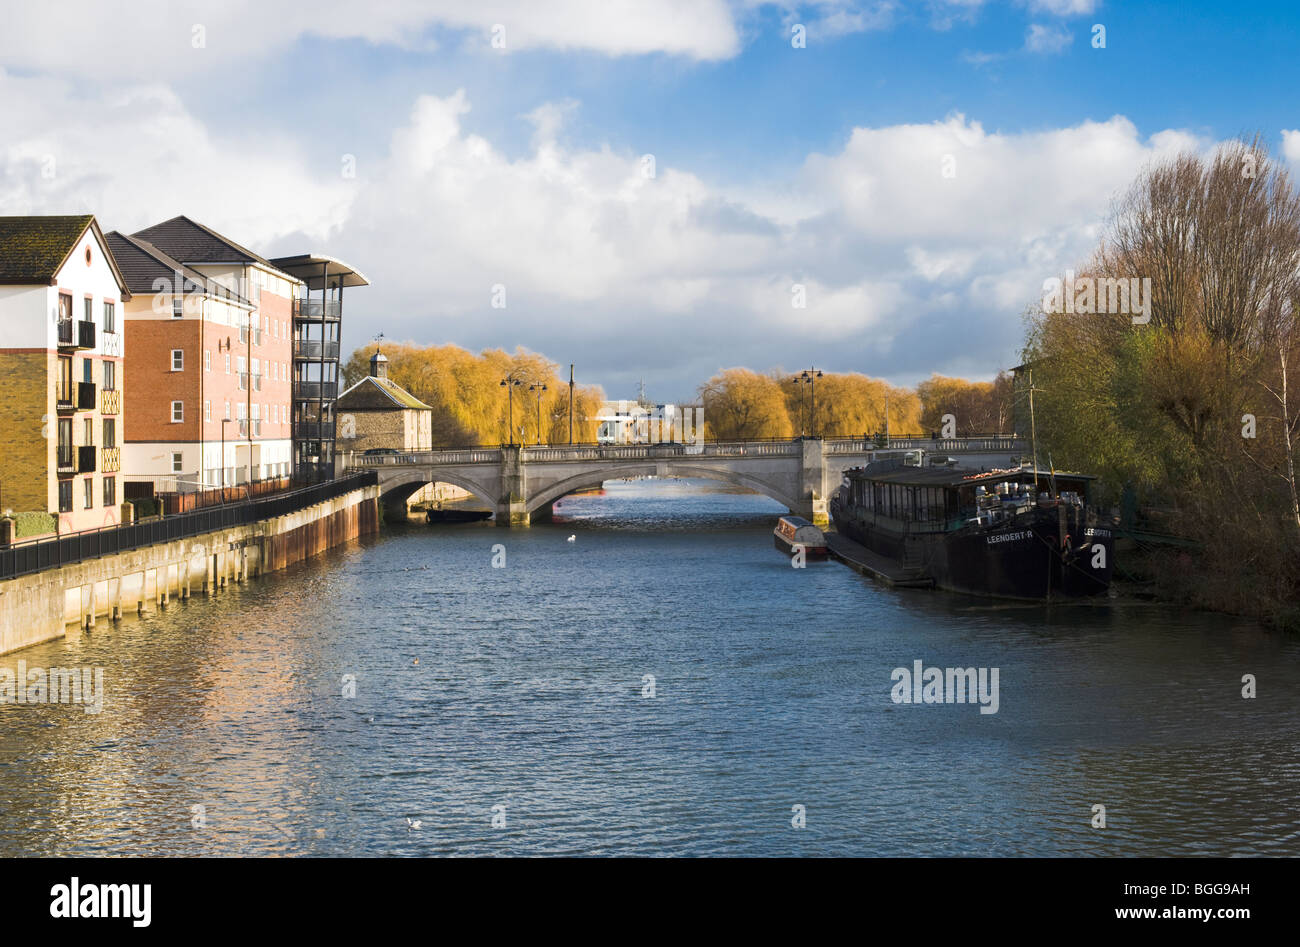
[0,215,130,532]
[124,216,295,488]
[105,231,257,491]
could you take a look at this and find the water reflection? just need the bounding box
[1,478,1297,856]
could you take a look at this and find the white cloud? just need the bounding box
[0,0,740,79]
[1023,0,1098,15]
[1025,23,1073,53]
[0,74,1227,391]
[1282,130,1300,165]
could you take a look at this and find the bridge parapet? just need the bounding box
[344,435,1026,527]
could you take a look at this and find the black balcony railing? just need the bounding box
[77,320,95,348]
[77,381,96,409]
[56,392,75,413]
[294,380,338,400]
[0,472,378,580]
[57,319,75,346]
[292,420,334,439]
[77,445,96,473]
[293,339,341,360]
[56,445,75,474]
[293,299,341,321]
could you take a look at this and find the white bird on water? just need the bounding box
[407,818,422,830]
[567,534,576,542]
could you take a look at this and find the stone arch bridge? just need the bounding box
[344,436,1025,526]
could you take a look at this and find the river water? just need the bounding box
[2,478,1297,856]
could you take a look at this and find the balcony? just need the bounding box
[293,299,341,321]
[78,320,95,349]
[293,339,341,360]
[56,389,75,413]
[77,381,96,410]
[294,380,338,401]
[101,388,121,415]
[57,319,75,347]
[56,446,76,476]
[292,420,334,439]
[101,446,120,473]
[77,445,96,473]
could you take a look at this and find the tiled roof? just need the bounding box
[105,232,252,304]
[0,215,95,283]
[131,215,279,270]
[338,375,433,411]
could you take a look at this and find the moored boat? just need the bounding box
[829,454,1113,600]
[774,516,828,558]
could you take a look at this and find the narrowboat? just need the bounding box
[829,454,1113,600]
[774,516,828,558]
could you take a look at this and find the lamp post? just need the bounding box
[800,367,823,436]
[500,375,523,446]
[220,418,232,491]
[530,383,548,445]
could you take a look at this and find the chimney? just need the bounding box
[370,349,388,380]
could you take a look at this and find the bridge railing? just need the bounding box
[344,435,1023,468]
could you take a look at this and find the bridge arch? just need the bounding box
[377,468,501,513]
[526,463,801,515]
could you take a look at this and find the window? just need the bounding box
[204,400,211,422]
[205,350,211,372]
[103,476,116,507]
[83,478,94,510]
[172,297,184,318]
[84,298,94,322]
[225,353,231,374]
[102,360,115,390]
[171,452,183,473]
[58,480,72,513]
[224,400,231,420]
[103,302,115,333]
[103,417,115,449]
[83,417,93,445]
[171,401,184,422]
[58,357,72,403]
[171,349,184,371]
[83,358,92,383]
[59,293,72,322]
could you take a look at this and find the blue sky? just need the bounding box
[3,1,1299,400]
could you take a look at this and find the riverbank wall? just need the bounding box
[0,481,380,656]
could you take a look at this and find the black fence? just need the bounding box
[0,472,377,582]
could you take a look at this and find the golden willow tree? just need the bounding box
[1023,138,1300,627]
[698,368,926,439]
[916,373,1014,435]
[342,343,605,446]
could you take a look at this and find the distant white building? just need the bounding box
[595,399,687,445]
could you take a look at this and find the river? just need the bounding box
[1,478,1297,856]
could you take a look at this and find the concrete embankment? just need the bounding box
[0,484,380,656]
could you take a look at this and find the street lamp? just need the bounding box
[800,367,824,436]
[500,375,523,446]
[220,418,232,491]
[530,383,548,445]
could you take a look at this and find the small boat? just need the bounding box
[774,516,828,558]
